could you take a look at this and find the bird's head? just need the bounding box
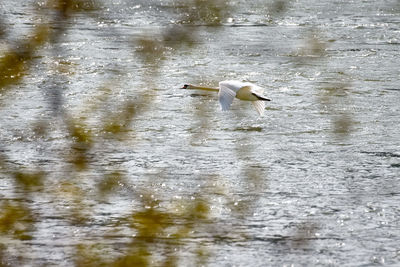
[181,84,190,89]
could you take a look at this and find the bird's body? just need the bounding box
[181,80,271,116]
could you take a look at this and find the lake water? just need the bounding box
[1,0,400,266]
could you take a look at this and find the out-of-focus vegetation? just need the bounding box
[0,25,49,90]
[0,0,373,265]
[0,0,234,265]
[292,28,355,139]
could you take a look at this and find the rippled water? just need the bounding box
[1,0,400,266]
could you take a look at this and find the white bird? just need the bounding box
[181,80,271,116]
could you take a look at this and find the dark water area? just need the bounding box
[1,0,400,266]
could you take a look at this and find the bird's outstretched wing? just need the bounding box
[250,84,264,95]
[252,100,265,116]
[218,84,236,111]
[219,80,246,93]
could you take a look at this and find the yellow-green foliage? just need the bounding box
[0,25,49,90]
[0,0,345,266]
[0,201,35,240]
[0,0,227,265]
[13,170,45,190]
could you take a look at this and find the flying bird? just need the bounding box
[181,80,271,115]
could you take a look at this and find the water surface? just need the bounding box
[1,0,400,266]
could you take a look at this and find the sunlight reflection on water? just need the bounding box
[1,0,400,266]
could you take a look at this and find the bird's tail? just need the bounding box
[252,93,271,101]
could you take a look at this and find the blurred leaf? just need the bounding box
[27,25,50,48]
[161,255,178,267]
[195,246,210,267]
[112,249,149,267]
[316,76,354,139]
[74,244,109,267]
[187,198,210,220]
[66,119,93,171]
[32,120,49,139]
[0,201,36,240]
[47,0,99,17]
[111,191,213,266]
[103,102,136,135]
[321,82,350,97]
[333,114,354,136]
[0,25,49,91]
[270,0,289,15]
[0,18,5,38]
[131,208,171,243]
[162,26,196,48]
[0,51,26,90]
[0,152,7,170]
[79,84,112,117]
[57,181,90,225]
[68,120,92,144]
[13,170,45,191]
[305,33,327,57]
[135,38,166,65]
[178,0,230,25]
[0,243,5,267]
[55,59,77,75]
[97,171,126,198]
[293,29,327,61]
[290,221,320,248]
